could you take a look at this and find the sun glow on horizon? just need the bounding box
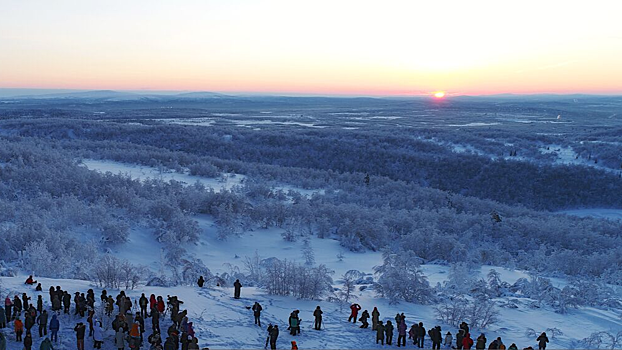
[434,91,446,98]
[1,0,621,95]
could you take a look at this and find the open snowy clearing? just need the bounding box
[80,159,244,192]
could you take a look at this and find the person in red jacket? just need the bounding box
[348,303,361,323]
[463,333,474,349]
[150,294,157,311]
[156,296,165,314]
[25,276,37,285]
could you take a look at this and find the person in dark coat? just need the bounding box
[385,320,394,345]
[23,332,33,350]
[35,284,42,292]
[313,306,323,330]
[37,310,48,337]
[233,280,242,299]
[74,322,86,350]
[457,329,465,350]
[359,310,370,328]
[477,334,487,350]
[21,294,30,314]
[0,306,5,329]
[430,326,442,350]
[537,332,549,350]
[36,296,43,314]
[417,322,426,348]
[376,321,385,345]
[62,292,71,314]
[49,314,60,342]
[397,318,407,347]
[371,307,380,331]
[269,325,279,350]
[139,293,149,319]
[197,276,205,288]
[152,306,161,334]
[265,324,273,349]
[252,302,263,327]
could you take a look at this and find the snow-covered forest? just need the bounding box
[0,94,621,349]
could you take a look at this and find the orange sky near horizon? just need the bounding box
[1,0,621,96]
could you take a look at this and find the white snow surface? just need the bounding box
[80,159,244,192]
[2,216,620,349]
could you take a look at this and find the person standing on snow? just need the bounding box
[197,276,205,288]
[269,325,279,350]
[348,303,361,323]
[313,306,323,330]
[49,314,59,342]
[376,321,385,345]
[233,280,242,299]
[0,305,5,329]
[476,333,487,350]
[14,317,24,341]
[397,317,407,347]
[4,297,12,322]
[37,310,48,337]
[23,332,33,350]
[444,332,453,348]
[462,333,474,350]
[416,322,426,348]
[252,302,263,327]
[385,320,394,345]
[139,294,149,319]
[371,307,380,331]
[74,322,86,350]
[93,321,104,349]
[537,332,549,350]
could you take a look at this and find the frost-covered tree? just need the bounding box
[374,250,433,304]
[302,238,315,266]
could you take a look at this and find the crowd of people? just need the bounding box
[343,303,550,350]
[0,276,203,350]
[0,275,553,350]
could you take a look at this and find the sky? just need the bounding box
[1,0,622,96]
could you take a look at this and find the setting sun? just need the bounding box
[434,91,446,98]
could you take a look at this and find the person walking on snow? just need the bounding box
[348,303,361,323]
[252,302,263,327]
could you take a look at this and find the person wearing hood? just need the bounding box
[93,321,104,349]
[129,323,141,350]
[291,341,298,350]
[444,332,453,348]
[537,332,549,350]
[508,344,518,350]
[477,334,487,349]
[49,314,60,342]
[371,307,380,331]
[463,333,474,350]
[39,337,54,350]
[116,328,128,350]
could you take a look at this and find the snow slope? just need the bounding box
[17,214,612,350]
